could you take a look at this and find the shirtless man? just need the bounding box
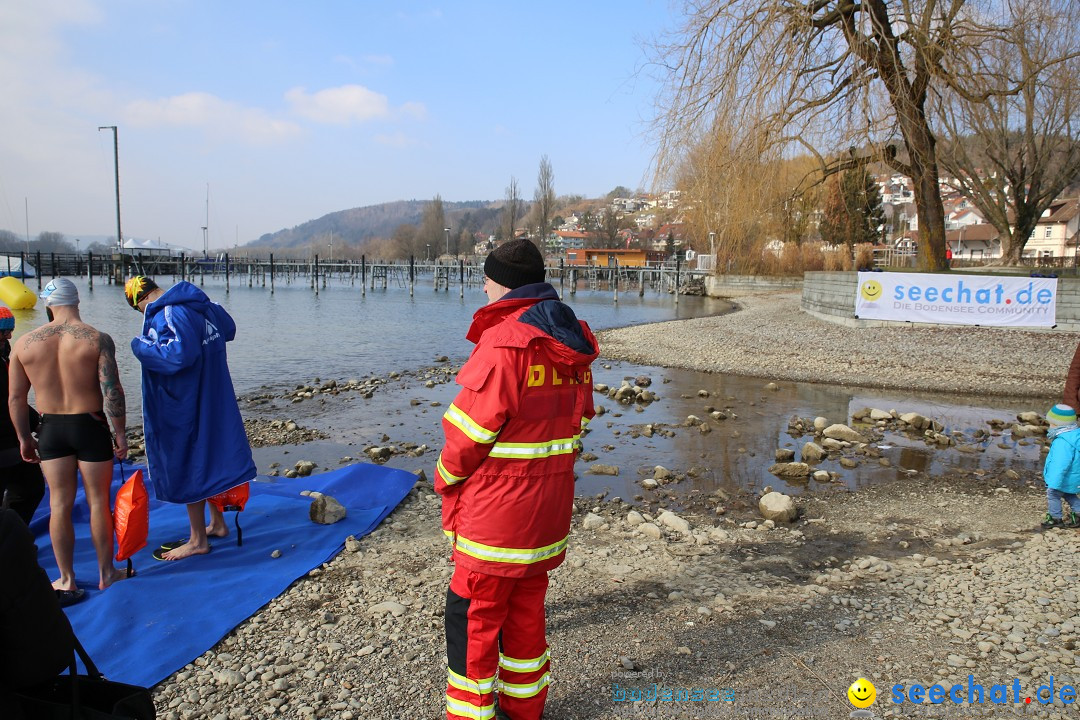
[7,278,129,599]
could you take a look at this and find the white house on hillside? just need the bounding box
[1022,198,1080,259]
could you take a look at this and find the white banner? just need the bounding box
[855,272,1057,327]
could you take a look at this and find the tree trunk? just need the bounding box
[899,123,947,272]
[1003,237,1025,265]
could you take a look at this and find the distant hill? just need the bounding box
[250,200,502,250]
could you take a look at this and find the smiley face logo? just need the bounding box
[848,677,876,708]
[860,280,882,302]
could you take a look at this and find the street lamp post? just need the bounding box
[97,126,122,251]
[426,244,431,261]
[444,227,451,257]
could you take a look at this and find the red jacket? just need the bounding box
[435,285,599,577]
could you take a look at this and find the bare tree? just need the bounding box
[599,207,622,248]
[675,121,791,272]
[933,1,1080,263]
[651,0,1071,271]
[534,156,556,249]
[390,223,418,259]
[418,195,447,258]
[502,177,523,242]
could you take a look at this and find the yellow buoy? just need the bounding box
[0,276,38,310]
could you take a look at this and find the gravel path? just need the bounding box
[596,292,1079,399]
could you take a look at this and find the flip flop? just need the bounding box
[55,588,86,608]
[153,545,211,561]
[157,539,189,552]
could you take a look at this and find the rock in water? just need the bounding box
[822,424,868,443]
[310,494,347,524]
[768,462,811,478]
[802,442,825,463]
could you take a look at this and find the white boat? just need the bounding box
[0,256,37,278]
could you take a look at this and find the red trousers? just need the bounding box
[444,566,550,720]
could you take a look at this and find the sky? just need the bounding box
[0,1,677,252]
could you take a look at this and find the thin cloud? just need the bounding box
[124,92,301,143]
[399,101,427,120]
[286,84,426,125]
[374,131,417,147]
[286,84,390,124]
[362,54,394,67]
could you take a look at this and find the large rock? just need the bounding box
[899,412,930,430]
[657,511,691,535]
[775,448,796,462]
[822,424,867,443]
[869,408,893,421]
[1012,424,1046,438]
[582,513,606,530]
[589,464,620,476]
[310,495,347,525]
[768,462,811,478]
[759,492,797,523]
[801,442,825,463]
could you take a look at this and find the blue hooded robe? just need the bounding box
[131,281,255,504]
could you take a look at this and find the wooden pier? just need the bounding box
[1,251,709,299]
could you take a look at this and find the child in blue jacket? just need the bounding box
[1043,404,1080,528]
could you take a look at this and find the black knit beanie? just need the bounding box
[483,238,545,289]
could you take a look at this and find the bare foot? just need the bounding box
[52,578,77,593]
[160,541,211,561]
[99,566,130,591]
[206,523,229,539]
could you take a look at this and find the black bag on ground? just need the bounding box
[5,635,156,719]
[0,509,155,719]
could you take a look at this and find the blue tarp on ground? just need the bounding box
[29,461,417,689]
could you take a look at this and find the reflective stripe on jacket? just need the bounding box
[435,284,598,577]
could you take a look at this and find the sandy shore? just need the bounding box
[596,291,1078,399]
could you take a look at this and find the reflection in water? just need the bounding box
[573,363,1047,500]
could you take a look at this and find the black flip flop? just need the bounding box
[153,544,211,561]
[157,539,188,552]
[55,588,86,608]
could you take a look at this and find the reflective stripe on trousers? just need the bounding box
[445,567,550,720]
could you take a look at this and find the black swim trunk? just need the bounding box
[37,413,114,463]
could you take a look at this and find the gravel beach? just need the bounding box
[597,291,1080,399]
[148,291,1079,720]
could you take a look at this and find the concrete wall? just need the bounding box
[705,275,803,297]
[801,271,1080,332]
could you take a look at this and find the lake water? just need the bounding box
[8,274,1046,499]
[6,275,731,415]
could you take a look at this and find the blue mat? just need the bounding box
[29,462,417,688]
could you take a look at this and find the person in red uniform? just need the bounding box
[436,238,599,720]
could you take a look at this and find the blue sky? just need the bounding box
[0,1,674,251]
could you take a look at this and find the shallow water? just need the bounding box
[245,359,1047,502]
[8,274,1047,498]
[7,275,730,416]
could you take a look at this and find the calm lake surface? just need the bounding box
[7,275,730,415]
[8,274,1046,498]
